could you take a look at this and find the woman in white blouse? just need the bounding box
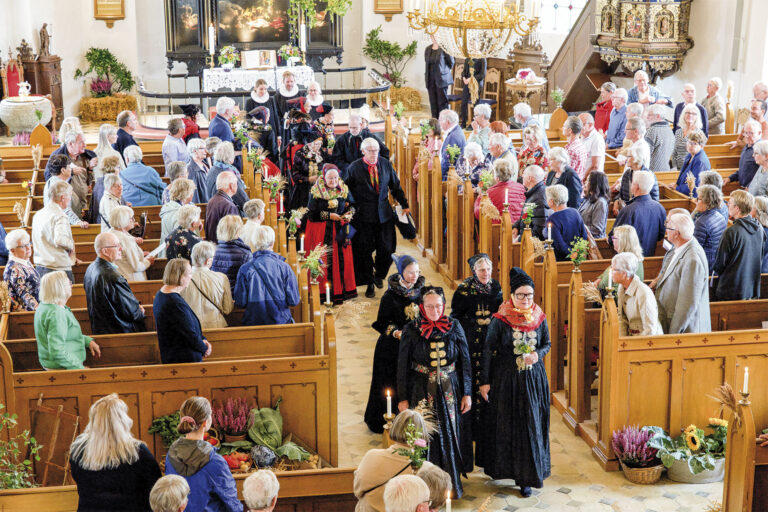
[613,252,663,336]
[93,124,125,178]
[180,241,233,329]
[108,206,154,281]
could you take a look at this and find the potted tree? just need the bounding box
[74,47,136,123]
[611,425,663,484]
[362,26,420,110]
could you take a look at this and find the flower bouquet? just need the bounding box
[644,419,728,482]
[393,101,405,121]
[288,207,308,237]
[478,169,495,192]
[612,425,662,484]
[445,144,462,166]
[521,202,536,228]
[278,44,302,61]
[301,244,331,280]
[419,120,431,141]
[218,46,240,70]
[569,237,589,268]
[248,147,268,171]
[513,336,536,371]
[516,68,537,82]
[550,87,565,108]
[264,176,287,201]
[393,419,429,469]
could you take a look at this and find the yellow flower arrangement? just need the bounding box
[708,418,728,428]
[685,431,701,451]
[684,424,697,434]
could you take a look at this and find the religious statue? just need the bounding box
[16,39,34,61]
[39,23,51,57]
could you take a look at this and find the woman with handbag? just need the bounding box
[305,165,357,304]
[181,241,234,329]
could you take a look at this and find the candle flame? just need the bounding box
[386,389,391,397]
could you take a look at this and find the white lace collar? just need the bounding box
[306,95,324,108]
[251,91,270,104]
[278,84,300,97]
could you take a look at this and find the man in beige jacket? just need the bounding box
[31,180,78,283]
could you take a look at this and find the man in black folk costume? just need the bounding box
[479,267,551,498]
[289,127,325,212]
[274,70,305,139]
[245,78,281,137]
[332,113,391,178]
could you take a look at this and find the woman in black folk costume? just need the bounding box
[304,164,357,304]
[310,103,336,156]
[289,127,325,211]
[245,78,281,136]
[246,106,279,164]
[274,70,305,137]
[364,255,424,433]
[479,267,551,498]
[397,287,472,498]
[449,253,502,466]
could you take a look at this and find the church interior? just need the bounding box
[1,0,768,510]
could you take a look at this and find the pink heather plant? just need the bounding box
[90,78,113,98]
[212,397,251,435]
[611,425,660,468]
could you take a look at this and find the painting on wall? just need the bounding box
[217,0,290,45]
[309,1,331,44]
[174,0,202,48]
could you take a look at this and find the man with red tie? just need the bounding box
[346,138,410,298]
[330,114,390,179]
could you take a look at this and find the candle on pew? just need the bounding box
[446,491,451,512]
[300,235,305,253]
[326,283,331,303]
[504,189,508,204]
[608,267,612,289]
[744,367,749,394]
[547,222,552,241]
[279,193,284,214]
[386,389,392,416]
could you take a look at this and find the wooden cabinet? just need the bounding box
[18,55,62,129]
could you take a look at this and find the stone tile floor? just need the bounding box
[333,238,723,511]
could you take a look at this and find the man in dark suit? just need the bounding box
[208,96,244,172]
[346,138,410,298]
[459,57,487,128]
[610,170,667,257]
[205,171,240,244]
[331,114,390,178]
[113,110,138,158]
[424,35,455,118]
[672,83,709,136]
[439,109,467,180]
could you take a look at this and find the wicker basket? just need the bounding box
[620,462,664,484]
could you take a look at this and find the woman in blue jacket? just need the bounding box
[211,215,253,290]
[165,396,241,512]
[673,130,710,197]
[692,185,728,271]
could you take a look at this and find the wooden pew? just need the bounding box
[721,397,768,512]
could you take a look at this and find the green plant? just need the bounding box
[568,237,589,267]
[248,147,268,170]
[644,419,728,475]
[264,176,287,201]
[362,26,418,88]
[611,425,660,468]
[445,144,462,165]
[288,0,351,35]
[74,47,135,96]
[479,169,495,191]
[34,110,43,123]
[0,403,42,489]
[218,46,240,66]
[148,411,181,448]
[521,202,536,228]
[393,420,429,469]
[419,121,431,140]
[248,399,310,462]
[288,207,309,236]
[550,87,565,107]
[301,244,331,279]
[278,44,302,61]
[393,101,405,120]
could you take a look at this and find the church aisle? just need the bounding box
[333,238,723,510]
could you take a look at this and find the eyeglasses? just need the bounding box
[101,245,123,250]
[514,292,534,300]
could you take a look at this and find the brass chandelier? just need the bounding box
[406,0,540,60]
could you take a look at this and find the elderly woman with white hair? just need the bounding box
[747,140,768,197]
[546,184,589,261]
[70,394,161,510]
[166,204,203,261]
[305,80,324,109]
[211,215,253,290]
[612,252,663,336]
[467,102,492,153]
[752,196,768,273]
[121,145,165,206]
[517,124,548,170]
[109,206,155,281]
[208,96,242,170]
[456,141,489,188]
[98,170,125,232]
[150,475,189,512]
[186,137,210,203]
[180,241,234,329]
[616,141,659,208]
[93,123,125,177]
[34,271,101,370]
[546,147,582,208]
[486,132,516,168]
[474,158,526,225]
[3,228,40,311]
[383,475,431,512]
[205,141,248,209]
[672,129,710,197]
[234,226,300,325]
[703,77,726,135]
[241,199,265,251]
[243,470,280,512]
[160,178,197,258]
[162,161,190,204]
[694,184,728,270]
[672,103,705,170]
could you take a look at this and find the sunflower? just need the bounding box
[684,424,697,434]
[685,431,701,451]
[708,418,728,428]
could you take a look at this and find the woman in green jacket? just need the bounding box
[35,271,101,369]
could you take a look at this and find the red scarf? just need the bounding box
[492,301,546,332]
[419,304,452,338]
[364,158,379,193]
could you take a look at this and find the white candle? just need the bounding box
[386,389,392,416]
[500,1,504,18]
[299,23,307,52]
[409,116,413,129]
[744,367,749,394]
[504,189,509,204]
[446,491,452,512]
[547,222,552,241]
[387,97,391,111]
[533,0,539,17]
[326,283,331,303]
[279,193,284,214]
[608,268,612,289]
[208,24,215,56]
[515,0,520,13]
[300,235,304,253]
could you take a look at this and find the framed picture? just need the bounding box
[259,50,276,67]
[241,49,276,69]
[216,0,290,46]
[94,0,125,28]
[165,0,203,51]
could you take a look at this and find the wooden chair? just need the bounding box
[476,68,501,121]
[447,63,465,113]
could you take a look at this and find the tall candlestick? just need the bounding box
[279,193,284,214]
[608,268,612,289]
[504,189,509,205]
[445,491,451,512]
[299,23,307,52]
[208,23,215,56]
[386,389,392,416]
[744,367,749,394]
[326,283,331,303]
[547,223,552,241]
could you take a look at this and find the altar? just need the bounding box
[202,65,315,92]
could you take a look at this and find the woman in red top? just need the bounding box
[594,83,615,134]
[474,159,526,224]
[517,124,549,172]
[179,104,201,143]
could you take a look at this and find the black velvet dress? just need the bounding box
[290,145,324,210]
[450,277,502,452]
[479,301,551,488]
[363,274,425,433]
[396,318,472,498]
